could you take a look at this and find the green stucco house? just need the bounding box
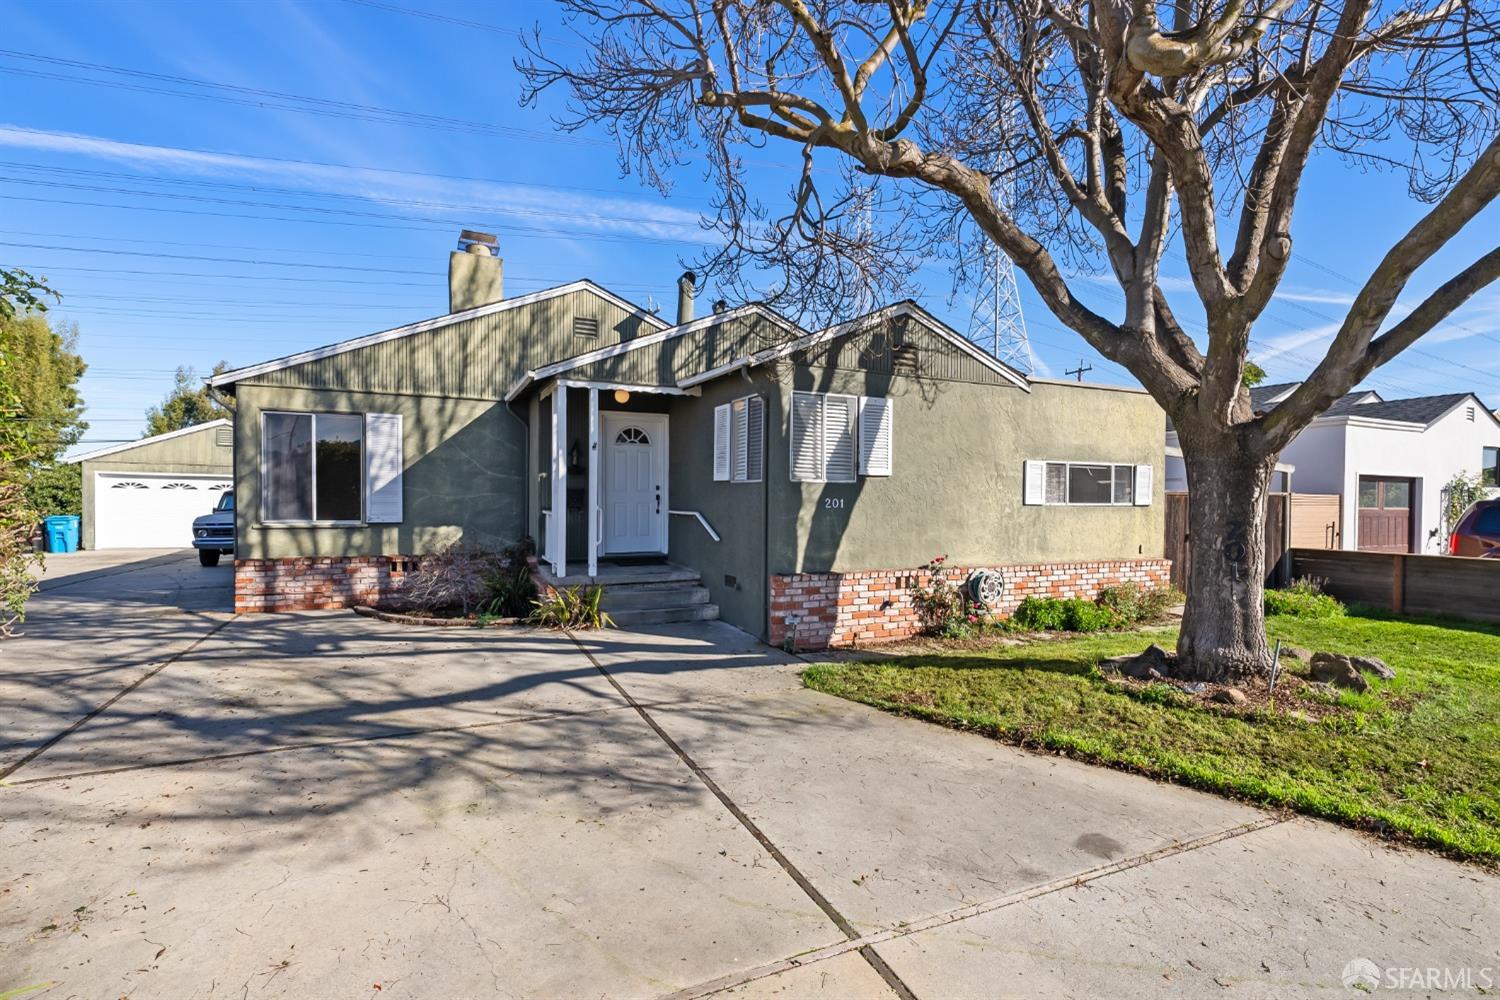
[211,233,1168,648]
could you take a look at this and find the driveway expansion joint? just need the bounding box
[564,629,919,1000]
[0,615,237,783]
[664,813,1289,999]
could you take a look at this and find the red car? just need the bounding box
[1449,498,1500,557]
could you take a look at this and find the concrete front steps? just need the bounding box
[537,561,719,627]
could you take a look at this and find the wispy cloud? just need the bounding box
[0,124,707,242]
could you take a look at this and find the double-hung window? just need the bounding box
[262,412,366,523]
[789,391,893,482]
[1024,460,1152,506]
[1484,446,1499,487]
[713,394,765,483]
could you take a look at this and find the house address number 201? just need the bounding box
[822,497,846,510]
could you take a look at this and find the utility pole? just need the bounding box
[1066,360,1093,382]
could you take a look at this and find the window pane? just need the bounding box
[1044,463,1067,504]
[1112,465,1134,504]
[315,414,363,521]
[1358,480,1380,508]
[1382,480,1409,509]
[1485,447,1499,487]
[1475,508,1500,535]
[1068,464,1113,504]
[264,414,313,521]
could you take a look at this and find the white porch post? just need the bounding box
[587,387,599,579]
[550,382,567,577]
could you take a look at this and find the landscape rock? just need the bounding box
[1181,681,1208,695]
[1350,655,1396,680]
[1212,687,1248,706]
[1310,652,1370,692]
[1279,646,1313,664]
[1101,643,1175,680]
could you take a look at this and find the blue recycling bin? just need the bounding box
[43,515,80,553]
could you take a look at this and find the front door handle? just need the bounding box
[655,485,661,514]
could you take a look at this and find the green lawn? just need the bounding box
[801,611,1500,865]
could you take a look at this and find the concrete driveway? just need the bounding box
[2,552,1496,998]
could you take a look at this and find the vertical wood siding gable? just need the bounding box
[246,290,653,398]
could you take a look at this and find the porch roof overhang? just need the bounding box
[503,302,796,403]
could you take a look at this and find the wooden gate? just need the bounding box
[1356,477,1414,553]
[1164,492,1288,590]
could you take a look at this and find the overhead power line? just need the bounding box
[0,48,611,147]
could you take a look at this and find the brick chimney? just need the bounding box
[449,230,503,313]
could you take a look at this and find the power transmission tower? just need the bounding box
[967,157,1034,374]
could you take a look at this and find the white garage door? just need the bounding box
[94,473,232,549]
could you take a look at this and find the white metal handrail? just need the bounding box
[668,509,721,543]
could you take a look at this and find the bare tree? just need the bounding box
[520,0,1500,680]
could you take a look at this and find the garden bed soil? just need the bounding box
[353,605,525,628]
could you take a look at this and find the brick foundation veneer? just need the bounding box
[234,556,418,612]
[769,558,1171,651]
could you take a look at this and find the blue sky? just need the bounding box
[0,0,1495,452]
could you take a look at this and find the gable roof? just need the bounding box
[503,302,804,401]
[209,280,667,389]
[1258,380,1498,428]
[1331,392,1482,425]
[67,419,230,464]
[677,300,1030,392]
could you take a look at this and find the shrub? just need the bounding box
[480,560,534,619]
[1096,583,1182,624]
[399,543,501,615]
[1264,577,1345,619]
[1012,595,1129,633]
[908,555,970,637]
[530,584,613,630]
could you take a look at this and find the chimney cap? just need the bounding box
[458,230,498,255]
[678,270,697,289]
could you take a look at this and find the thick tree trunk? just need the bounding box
[1175,438,1277,681]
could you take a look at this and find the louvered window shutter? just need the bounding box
[713,404,730,481]
[858,396,893,476]
[744,395,765,482]
[790,392,824,482]
[1133,464,1154,506]
[1023,460,1046,505]
[732,398,749,481]
[365,413,404,523]
[824,394,857,483]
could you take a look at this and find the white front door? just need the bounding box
[601,413,667,555]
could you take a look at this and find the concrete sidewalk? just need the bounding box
[1,553,1495,998]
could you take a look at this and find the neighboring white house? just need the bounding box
[1167,383,1500,554]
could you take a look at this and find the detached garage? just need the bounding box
[70,420,233,550]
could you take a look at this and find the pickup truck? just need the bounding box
[192,490,235,566]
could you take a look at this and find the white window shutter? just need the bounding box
[824,394,857,483]
[791,392,823,482]
[744,395,764,482]
[713,404,731,481]
[858,396,893,477]
[1133,464,1154,506]
[731,398,749,482]
[365,412,403,523]
[1023,460,1047,505]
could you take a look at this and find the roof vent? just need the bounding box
[573,316,600,339]
[1467,406,1476,422]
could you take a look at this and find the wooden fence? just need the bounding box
[1291,548,1500,622]
[1165,492,1289,590]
